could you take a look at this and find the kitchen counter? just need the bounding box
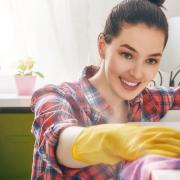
[0,94,31,107]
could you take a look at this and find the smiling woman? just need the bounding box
[29,0,180,179]
[91,23,165,102]
[0,1,180,180]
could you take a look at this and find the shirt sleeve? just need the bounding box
[31,84,79,175]
[169,86,180,109]
[145,86,180,120]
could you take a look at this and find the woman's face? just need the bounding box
[100,23,165,100]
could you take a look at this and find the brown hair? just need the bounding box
[103,0,168,47]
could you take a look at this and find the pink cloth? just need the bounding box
[121,155,180,180]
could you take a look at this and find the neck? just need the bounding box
[89,66,126,109]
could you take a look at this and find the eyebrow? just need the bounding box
[119,44,162,57]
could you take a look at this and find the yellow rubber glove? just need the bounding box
[72,124,180,165]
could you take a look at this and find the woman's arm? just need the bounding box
[56,126,89,168]
[57,123,180,167]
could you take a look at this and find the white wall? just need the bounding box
[164,0,180,18]
[160,1,180,87]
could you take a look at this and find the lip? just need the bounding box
[119,77,140,91]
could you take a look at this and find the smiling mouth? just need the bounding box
[119,77,140,90]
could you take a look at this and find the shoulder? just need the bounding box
[142,86,175,109]
[144,86,177,97]
[31,82,86,110]
[32,81,81,98]
[60,82,82,97]
[136,86,177,120]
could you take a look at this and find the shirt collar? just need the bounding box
[78,65,110,113]
[129,92,143,107]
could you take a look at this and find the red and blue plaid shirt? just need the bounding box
[31,65,180,180]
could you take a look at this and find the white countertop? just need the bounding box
[152,170,180,180]
[0,94,31,107]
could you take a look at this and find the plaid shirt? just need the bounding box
[31,65,180,180]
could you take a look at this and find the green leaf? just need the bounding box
[28,64,34,70]
[17,64,26,71]
[34,71,44,78]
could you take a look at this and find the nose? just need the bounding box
[129,62,144,80]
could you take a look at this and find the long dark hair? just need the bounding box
[103,0,168,47]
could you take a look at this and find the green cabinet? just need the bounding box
[0,113,34,180]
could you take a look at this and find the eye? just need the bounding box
[120,52,133,60]
[146,58,158,65]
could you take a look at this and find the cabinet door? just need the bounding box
[0,113,34,180]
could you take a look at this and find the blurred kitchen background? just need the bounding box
[0,0,179,93]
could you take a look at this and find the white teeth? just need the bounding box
[121,79,138,87]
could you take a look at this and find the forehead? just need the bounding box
[113,23,165,53]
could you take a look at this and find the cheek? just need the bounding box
[108,57,128,75]
[145,68,159,81]
[105,57,118,75]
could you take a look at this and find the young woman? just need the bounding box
[31,0,180,179]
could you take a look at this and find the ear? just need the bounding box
[98,33,106,59]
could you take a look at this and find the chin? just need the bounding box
[117,89,142,101]
[123,94,138,101]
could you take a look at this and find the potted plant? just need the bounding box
[15,57,44,96]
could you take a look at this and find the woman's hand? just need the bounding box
[72,124,180,165]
